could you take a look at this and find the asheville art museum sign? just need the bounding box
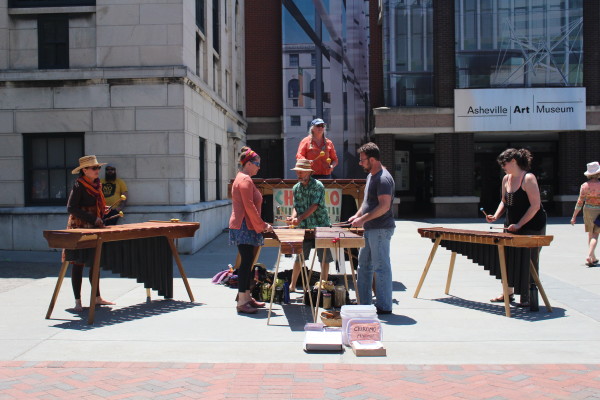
[454,88,586,132]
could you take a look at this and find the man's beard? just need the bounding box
[105,172,117,181]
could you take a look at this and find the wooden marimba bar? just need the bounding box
[414,227,554,317]
[43,221,199,324]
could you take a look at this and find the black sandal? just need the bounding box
[490,294,514,303]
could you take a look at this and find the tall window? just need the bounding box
[383,0,434,106]
[212,0,220,53]
[215,144,221,200]
[38,14,69,69]
[289,53,299,67]
[455,0,583,88]
[288,79,299,98]
[24,133,83,205]
[196,0,205,33]
[199,138,206,202]
[291,115,301,126]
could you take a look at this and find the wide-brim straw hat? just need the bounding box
[71,155,107,174]
[584,161,600,177]
[291,158,313,172]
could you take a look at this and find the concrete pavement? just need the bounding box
[1,218,600,398]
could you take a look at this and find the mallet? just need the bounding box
[107,194,127,211]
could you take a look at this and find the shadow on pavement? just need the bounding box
[0,262,59,279]
[49,299,202,330]
[433,296,566,321]
[376,313,417,325]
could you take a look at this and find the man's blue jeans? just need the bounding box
[357,227,394,311]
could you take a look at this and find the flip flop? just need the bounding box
[490,294,514,303]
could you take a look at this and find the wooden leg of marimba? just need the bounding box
[445,252,457,295]
[46,261,69,319]
[167,239,195,302]
[314,274,323,323]
[530,261,552,312]
[267,246,283,325]
[347,248,360,304]
[496,245,512,318]
[146,288,151,301]
[413,236,442,298]
[88,239,103,325]
[298,253,314,322]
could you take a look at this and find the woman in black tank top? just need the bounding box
[485,148,547,308]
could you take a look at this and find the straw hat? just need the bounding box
[291,159,313,172]
[71,155,107,174]
[584,161,600,177]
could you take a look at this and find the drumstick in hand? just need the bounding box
[479,207,488,218]
[108,195,127,211]
[103,211,124,222]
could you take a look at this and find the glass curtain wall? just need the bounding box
[455,0,583,88]
[281,0,370,178]
[383,0,434,107]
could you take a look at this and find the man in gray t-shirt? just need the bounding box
[349,142,395,314]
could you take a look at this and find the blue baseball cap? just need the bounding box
[310,118,326,126]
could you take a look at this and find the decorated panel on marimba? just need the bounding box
[315,227,365,249]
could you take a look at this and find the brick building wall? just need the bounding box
[369,0,384,109]
[559,132,600,196]
[375,134,394,171]
[433,1,455,108]
[245,0,282,117]
[584,1,600,106]
[434,133,474,196]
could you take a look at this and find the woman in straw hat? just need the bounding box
[63,155,115,311]
[229,147,274,314]
[571,161,600,266]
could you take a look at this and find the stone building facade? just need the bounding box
[0,0,246,252]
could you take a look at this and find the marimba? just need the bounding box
[262,227,364,324]
[43,221,200,324]
[266,228,313,325]
[414,227,553,317]
[311,227,364,322]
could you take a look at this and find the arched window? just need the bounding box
[288,79,299,98]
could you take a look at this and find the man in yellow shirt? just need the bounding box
[101,164,128,226]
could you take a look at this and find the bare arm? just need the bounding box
[351,194,392,227]
[486,175,507,223]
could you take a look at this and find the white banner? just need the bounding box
[455,88,586,132]
[273,187,342,225]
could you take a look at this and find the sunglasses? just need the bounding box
[250,161,260,167]
[86,166,102,171]
[314,124,325,128]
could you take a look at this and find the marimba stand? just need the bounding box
[266,229,314,325]
[414,227,553,318]
[310,227,364,322]
[44,221,198,324]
